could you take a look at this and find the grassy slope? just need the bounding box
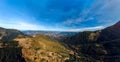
[31,35,70,54]
[15,35,72,62]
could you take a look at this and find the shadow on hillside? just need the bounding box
[0,47,25,62]
[0,40,25,62]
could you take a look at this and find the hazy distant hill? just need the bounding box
[22,30,78,41]
[22,30,77,36]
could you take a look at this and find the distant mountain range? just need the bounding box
[22,30,78,41]
[22,30,78,36]
[0,21,120,62]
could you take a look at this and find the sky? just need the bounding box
[0,0,120,32]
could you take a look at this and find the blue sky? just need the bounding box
[0,0,120,32]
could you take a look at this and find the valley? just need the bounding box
[0,21,120,62]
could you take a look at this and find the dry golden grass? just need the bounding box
[15,35,71,62]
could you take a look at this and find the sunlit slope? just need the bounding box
[15,35,72,62]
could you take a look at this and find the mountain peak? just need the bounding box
[114,21,120,27]
[97,21,120,41]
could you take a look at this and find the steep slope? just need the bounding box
[0,40,25,62]
[64,21,120,62]
[0,27,24,42]
[98,21,120,41]
[97,21,120,62]
[0,27,73,62]
[15,35,73,62]
[0,27,26,62]
[0,21,120,62]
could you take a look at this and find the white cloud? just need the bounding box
[17,22,46,30]
[65,26,104,32]
[0,21,46,30]
[63,0,120,27]
[63,18,82,25]
[0,20,65,31]
[0,20,105,32]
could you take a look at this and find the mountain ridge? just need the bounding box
[97,21,120,41]
[0,21,120,62]
[64,21,120,62]
[0,27,24,42]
